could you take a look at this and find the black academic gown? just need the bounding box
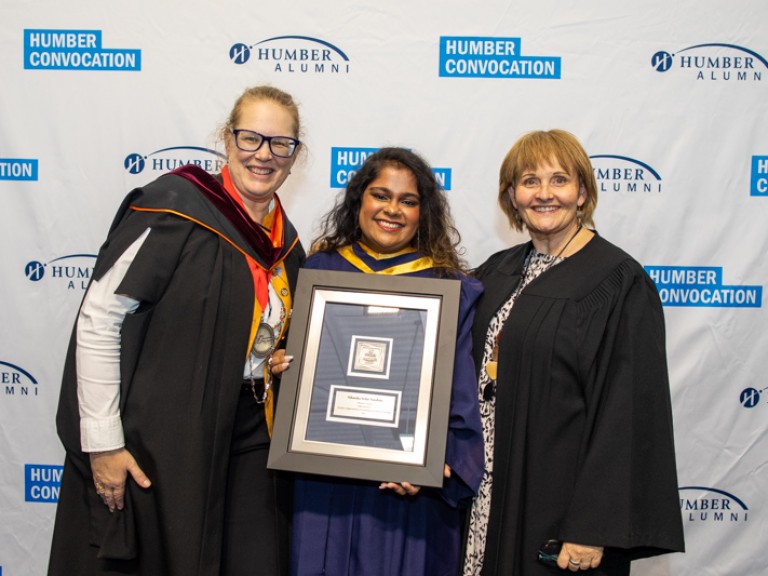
[471,234,684,576]
[49,170,304,576]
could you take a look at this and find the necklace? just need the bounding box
[484,224,583,383]
[548,224,583,259]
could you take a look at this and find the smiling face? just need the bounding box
[224,98,298,220]
[358,165,420,255]
[510,159,586,246]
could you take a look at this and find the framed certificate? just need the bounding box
[267,268,461,487]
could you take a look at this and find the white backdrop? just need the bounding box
[2,0,767,574]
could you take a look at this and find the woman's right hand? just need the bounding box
[89,448,151,512]
[269,349,294,375]
[557,542,604,571]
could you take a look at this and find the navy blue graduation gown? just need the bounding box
[292,245,484,576]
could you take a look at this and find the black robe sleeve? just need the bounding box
[559,262,685,556]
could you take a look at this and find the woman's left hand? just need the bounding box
[378,464,452,496]
[557,542,604,571]
[269,349,293,375]
[378,481,420,496]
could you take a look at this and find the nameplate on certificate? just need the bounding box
[326,385,401,428]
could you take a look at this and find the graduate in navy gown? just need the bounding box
[292,147,484,576]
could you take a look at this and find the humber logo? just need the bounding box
[739,387,765,409]
[1,361,38,397]
[0,158,38,181]
[651,43,766,81]
[26,464,63,503]
[439,36,561,79]
[24,29,141,71]
[679,486,749,523]
[25,254,96,291]
[330,147,452,190]
[229,35,350,74]
[124,146,226,175]
[750,156,768,196]
[590,155,662,194]
[645,265,762,308]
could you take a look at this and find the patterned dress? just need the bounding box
[463,251,562,576]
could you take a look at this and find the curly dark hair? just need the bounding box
[311,147,466,276]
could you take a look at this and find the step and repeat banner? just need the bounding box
[1,0,766,574]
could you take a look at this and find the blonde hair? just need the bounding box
[218,85,302,142]
[498,129,597,231]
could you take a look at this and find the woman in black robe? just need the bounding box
[462,130,684,575]
[48,85,306,576]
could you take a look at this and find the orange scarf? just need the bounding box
[220,166,285,309]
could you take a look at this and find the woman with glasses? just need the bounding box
[462,130,684,575]
[291,147,484,576]
[49,85,305,576]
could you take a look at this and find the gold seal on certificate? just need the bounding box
[253,322,276,358]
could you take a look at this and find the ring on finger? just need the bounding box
[569,559,581,567]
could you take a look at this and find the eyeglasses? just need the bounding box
[231,129,300,158]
